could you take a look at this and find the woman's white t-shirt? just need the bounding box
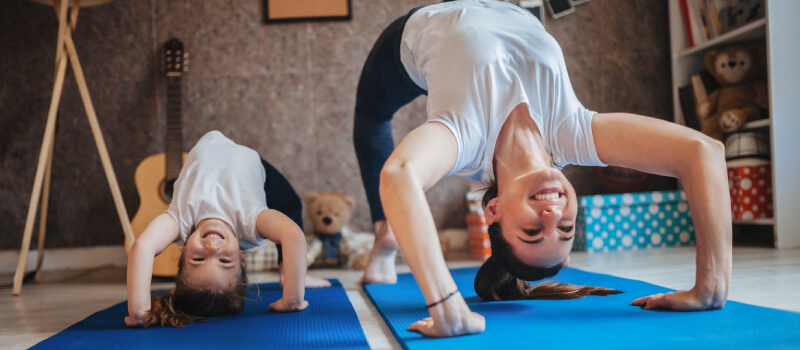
[166,131,268,250]
[400,0,606,182]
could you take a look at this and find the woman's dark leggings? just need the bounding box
[353,7,426,223]
[261,158,304,264]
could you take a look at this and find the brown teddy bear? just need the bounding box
[697,43,768,141]
[304,191,365,268]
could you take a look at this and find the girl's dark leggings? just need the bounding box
[261,158,304,264]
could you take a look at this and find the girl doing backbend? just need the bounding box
[126,131,331,327]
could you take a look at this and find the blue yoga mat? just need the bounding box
[33,279,369,349]
[364,267,800,349]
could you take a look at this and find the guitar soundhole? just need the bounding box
[161,178,178,203]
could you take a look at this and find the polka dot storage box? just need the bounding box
[727,158,773,220]
[573,190,696,252]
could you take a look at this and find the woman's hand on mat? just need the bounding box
[269,297,309,313]
[408,307,485,337]
[632,289,715,311]
[124,313,157,328]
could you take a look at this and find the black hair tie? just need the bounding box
[426,289,460,309]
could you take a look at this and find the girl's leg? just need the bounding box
[262,159,303,232]
[353,8,425,283]
[262,158,303,266]
[261,159,330,288]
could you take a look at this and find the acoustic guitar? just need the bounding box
[128,39,188,277]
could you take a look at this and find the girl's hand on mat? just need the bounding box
[124,313,157,328]
[269,298,309,313]
[407,311,485,337]
[631,290,710,311]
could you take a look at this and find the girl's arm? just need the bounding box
[380,122,485,337]
[125,213,180,327]
[256,209,308,312]
[592,112,732,310]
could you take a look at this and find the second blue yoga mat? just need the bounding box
[32,279,369,349]
[364,267,800,349]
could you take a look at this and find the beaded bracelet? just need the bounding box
[426,289,460,309]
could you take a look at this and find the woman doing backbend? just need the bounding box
[353,0,731,337]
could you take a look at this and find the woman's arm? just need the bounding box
[256,209,308,312]
[380,122,485,336]
[592,112,732,310]
[126,213,180,327]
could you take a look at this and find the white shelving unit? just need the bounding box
[668,0,800,248]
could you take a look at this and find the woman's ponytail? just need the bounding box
[474,256,521,301]
[474,256,622,301]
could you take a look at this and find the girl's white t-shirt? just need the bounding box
[400,0,606,182]
[166,131,268,250]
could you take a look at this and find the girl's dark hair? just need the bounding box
[148,249,248,327]
[475,180,621,301]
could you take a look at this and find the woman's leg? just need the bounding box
[353,8,425,283]
[354,10,426,224]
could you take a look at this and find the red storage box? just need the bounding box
[466,212,491,261]
[727,160,773,220]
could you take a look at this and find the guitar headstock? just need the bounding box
[163,38,188,76]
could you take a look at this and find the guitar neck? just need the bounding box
[165,75,183,180]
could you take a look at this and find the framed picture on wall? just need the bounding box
[264,0,352,23]
[546,0,575,19]
[520,0,545,24]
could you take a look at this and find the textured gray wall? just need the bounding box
[0,0,672,250]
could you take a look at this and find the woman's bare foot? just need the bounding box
[361,220,398,285]
[279,265,332,288]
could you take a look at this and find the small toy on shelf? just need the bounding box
[696,43,768,141]
[719,0,765,34]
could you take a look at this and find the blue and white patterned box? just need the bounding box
[573,190,696,252]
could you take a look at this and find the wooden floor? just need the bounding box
[2,246,799,349]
